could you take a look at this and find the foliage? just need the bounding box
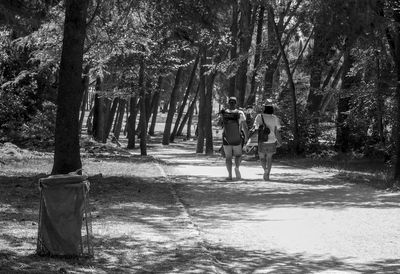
[20,101,56,147]
[0,29,56,146]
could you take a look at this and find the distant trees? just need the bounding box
[2,0,400,182]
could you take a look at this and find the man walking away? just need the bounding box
[220,97,249,180]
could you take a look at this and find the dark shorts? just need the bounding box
[258,142,277,155]
[223,145,243,158]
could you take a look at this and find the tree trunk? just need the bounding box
[320,64,343,113]
[306,4,338,115]
[92,77,107,143]
[104,97,119,139]
[145,79,153,127]
[162,67,183,145]
[228,1,239,97]
[86,105,94,136]
[375,55,385,144]
[263,3,279,99]
[127,95,138,149]
[246,5,264,107]
[113,98,126,140]
[236,0,253,107]
[307,25,325,114]
[186,97,196,139]
[170,53,199,142]
[269,6,300,154]
[278,28,314,101]
[52,0,89,174]
[79,64,90,134]
[138,58,147,156]
[148,76,162,136]
[394,67,400,181]
[196,48,207,153]
[335,40,353,153]
[205,72,217,155]
[178,83,200,136]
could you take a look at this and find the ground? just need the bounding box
[0,137,399,273]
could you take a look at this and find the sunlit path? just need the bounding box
[152,142,400,273]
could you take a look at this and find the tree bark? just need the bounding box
[228,0,239,97]
[335,40,353,153]
[145,79,153,127]
[92,77,108,143]
[205,72,217,155]
[263,3,279,99]
[79,64,90,134]
[320,64,343,113]
[374,55,384,144]
[113,98,126,140]
[394,66,400,181]
[178,83,200,137]
[236,0,253,107]
[127,95,138,149]
[148,76,162,136]
[246,5,265,107]
[196,47,207,153]
[269,6,300,154]
[104,97,119,139]
[138,57,147,155]
[306,4,337,115]
[52,0,89,174]
[170,53,199,142]
[162,67,183,145]
[186,96,196,139]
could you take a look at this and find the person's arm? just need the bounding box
[275,116,282,147]
[218,109,225,128]
[240,112,249,143]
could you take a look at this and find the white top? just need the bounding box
[253,114,281,143]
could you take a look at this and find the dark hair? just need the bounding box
[264,105,274,114]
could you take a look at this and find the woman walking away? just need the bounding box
[253,102,281,181]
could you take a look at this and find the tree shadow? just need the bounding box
[169,172,400,223]
[205,244,400,274]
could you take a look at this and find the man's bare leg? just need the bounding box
[234,156,241,179]
[225,157,233,180]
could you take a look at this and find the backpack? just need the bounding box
[258,114,270,142]
[222,111,242,146]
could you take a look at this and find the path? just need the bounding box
[149,140,400,274]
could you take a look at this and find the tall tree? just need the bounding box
[236,0,253,107]
[380,0,400,182]
[246,4,265,107]
[269,5,301,153]
[228,1,239,97]
[170,53,199,142]
[148,76,163,136]
[162,67,183,145]
[52,0,89,174]
[196,47,207,153]
[138,57,147,155]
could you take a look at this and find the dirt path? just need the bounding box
[150,141,400,274]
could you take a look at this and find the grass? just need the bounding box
[0,149,205,273]
[278,155,393,189]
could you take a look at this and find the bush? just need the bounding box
[20,101,56,147]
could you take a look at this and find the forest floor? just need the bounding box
[0,135,398,273]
